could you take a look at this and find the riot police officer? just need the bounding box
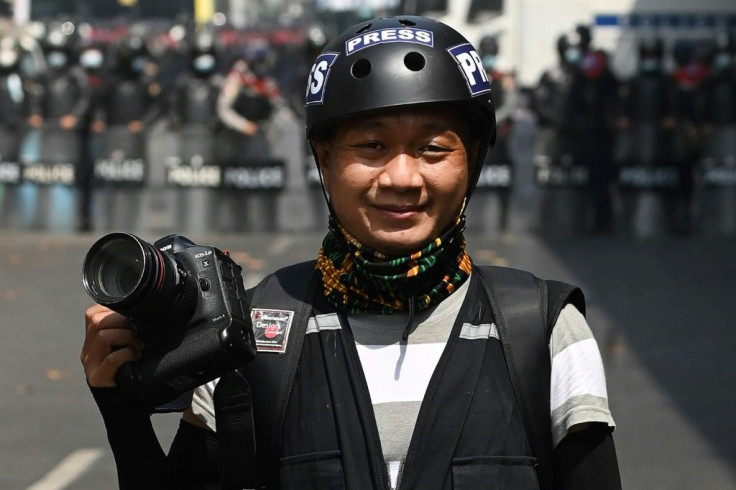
[533,26,618,234]
[29,20,90,141]
[700,31,736,233]
[0,33,30,227]
[102,27,161,136]
[76,36,110,231]
[167,26,225,233]
[91,26,161,231]
[25,19,91,231]
[0,34,29,136]
[561,25,619,233]
[617,35,678,236]
[472,35,517,231]
[670,39,711,234]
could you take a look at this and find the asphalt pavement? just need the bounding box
[1,222,735,489]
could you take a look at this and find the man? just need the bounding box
[82,16,620,489]
[558,25,619,233]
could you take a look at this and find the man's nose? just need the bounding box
[377,152,423,190]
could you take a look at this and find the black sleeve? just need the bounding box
[91,387,219,489]
[553,423,622,490]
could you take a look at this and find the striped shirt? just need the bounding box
[191,273,615,489]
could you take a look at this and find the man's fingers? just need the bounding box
[82,328,143,367]
[85,304,134,334]
[87,347,143,388]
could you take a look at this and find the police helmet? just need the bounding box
[187,27,217,57]
[0,36,23,70]
[575,25,592,51]
[638,36,664,60]
[43,20,78,52]
[479,35,499,57]
[672,39,694,66]
[118,25,150,63]
[305,16,496,196]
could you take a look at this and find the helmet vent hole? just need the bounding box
[399,18,416,26]
[404,52,425,71]
[356,23,372,34]
[351,58,372,78]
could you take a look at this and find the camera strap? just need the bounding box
[214,370,258,490]
[476,265,585,490]
[215,260,319,490]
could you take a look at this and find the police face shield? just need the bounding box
[192,53,216,74]
[714,52,733,70]
[564,46,581,65]
[46,50,68,69]
[130,56,147,74]
[0,48,19,68]
[639,58,661,73]
[80,48,104,69]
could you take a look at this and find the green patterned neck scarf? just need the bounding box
[316,215,473,316]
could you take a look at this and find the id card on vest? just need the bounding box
[251,308,294,353]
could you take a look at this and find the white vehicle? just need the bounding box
[396,0,736,86]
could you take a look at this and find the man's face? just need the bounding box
[313,105,475,256]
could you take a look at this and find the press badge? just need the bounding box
[251,308,294,353]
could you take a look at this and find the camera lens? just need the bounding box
[82,233,193,323]
[89,236,145,300]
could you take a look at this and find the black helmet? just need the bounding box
[575,24,592,51]
[672,39,694,66]
[479,35,499,57]
[0,35,23,70]
[305,16,496,195]
[43,19,78,52]
[187,26,217,57]
[118,30,148,62]
[638,36,664,60]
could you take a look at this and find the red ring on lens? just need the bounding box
[153,247,166,293]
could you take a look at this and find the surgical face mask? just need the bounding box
[192,54,216,74]
[564,47,581,65]
[80,49,104,69]
[130,56,147,74]
[640,58,660,73]
[46,50,68,70]
[482,54,497,71]
[714,53,733,70]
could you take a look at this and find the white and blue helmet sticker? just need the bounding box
[447,43,491,96]
[345,28,434,56]
[306,52,339,106]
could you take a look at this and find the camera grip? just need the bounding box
[114,319,255,410]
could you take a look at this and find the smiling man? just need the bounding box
[82,15,621,490]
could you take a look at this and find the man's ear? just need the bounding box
[310,139,331,193]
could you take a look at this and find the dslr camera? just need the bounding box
[83,233,256,410]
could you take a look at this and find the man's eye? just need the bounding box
[422,144,448,153]
[352,141,383,150]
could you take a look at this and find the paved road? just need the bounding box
[1,226,735,489]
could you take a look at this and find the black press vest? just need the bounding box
[242,262,584,490]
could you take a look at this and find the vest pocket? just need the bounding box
[451,455,540,490]
[280,449,345,489]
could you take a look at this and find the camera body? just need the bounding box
[83,233,256,410]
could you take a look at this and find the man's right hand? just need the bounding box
[81,305,144,388]
[240,120,258,136]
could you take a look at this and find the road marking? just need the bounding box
[26,448,104,490]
